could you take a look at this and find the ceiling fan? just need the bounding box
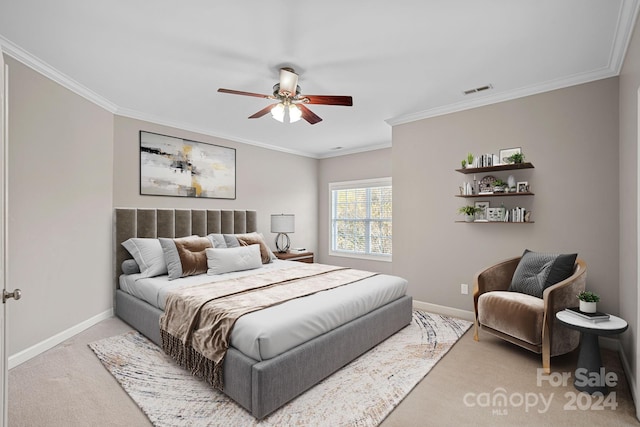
[217,67,353,125]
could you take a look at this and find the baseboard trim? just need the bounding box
[413,299,475,322]
[8,308,114,369]
[617,340,638,412]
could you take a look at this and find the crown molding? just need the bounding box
[0,35,118,113]
[386,0,639,126]
[0,35,321,158]
[385,66,618,126]
[316,141,392,159]
[114,107,319,159]
[117,106,393,159]
[610,0,640,73]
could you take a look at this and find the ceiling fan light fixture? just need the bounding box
[218,66,352,125]
[279,68,299,96]
[271,103,285,122]
[289,105,302,123]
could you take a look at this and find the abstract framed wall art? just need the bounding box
[140,131,236,199]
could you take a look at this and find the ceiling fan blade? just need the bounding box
[297,104,323,125]
[278,68,299,96]
[301,95,353,106]
[248,103,279,119]
[218,88,273,99]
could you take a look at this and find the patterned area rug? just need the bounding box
[89,310,471,426]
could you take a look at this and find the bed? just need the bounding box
[114,208,412,419]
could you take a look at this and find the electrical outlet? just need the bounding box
[461,283,469,295]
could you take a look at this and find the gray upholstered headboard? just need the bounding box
[114,208,257,289]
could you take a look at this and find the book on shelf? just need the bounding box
[565,307,610,322]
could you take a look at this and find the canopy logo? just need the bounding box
[462,369,620,416]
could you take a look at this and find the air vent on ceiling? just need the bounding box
[463,84,493,95]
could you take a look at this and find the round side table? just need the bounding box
[556,310,627,394]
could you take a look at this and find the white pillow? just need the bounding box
[121,238,167,278]
[206,244,262,275]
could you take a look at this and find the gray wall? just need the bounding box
[619,12,640,413]
[4,57,319,359]
[392,78,620,314]
[112,116,318,255]
[318,148,392,274]
[5,56,114,356]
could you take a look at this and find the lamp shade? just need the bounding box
[271,214,295,233]
[289,105,302,123]
[271,103,285,122]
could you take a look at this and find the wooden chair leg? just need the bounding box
[542,352,550,374]
[542,326,551,373]
[474,319,480,341]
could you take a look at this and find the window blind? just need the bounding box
[329,178,392,259]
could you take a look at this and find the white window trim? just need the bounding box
[328,177,392,262]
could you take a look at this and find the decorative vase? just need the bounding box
[579,300,597,313]
[465,214,474,223]
[507,175,516,189]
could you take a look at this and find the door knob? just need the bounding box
[3,288,21,303]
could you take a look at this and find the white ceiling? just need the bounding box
[1,0,638,158]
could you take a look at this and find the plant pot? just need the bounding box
[465,214,474,223]
[579,300,597,313]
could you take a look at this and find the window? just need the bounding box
[329,178,392,261]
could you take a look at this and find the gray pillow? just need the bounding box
[121,238,167,278]
[206,244,262,275]
[207,233,227,248]
[121,259,141,275]
[223,234,240,248]
[509,249,577,298]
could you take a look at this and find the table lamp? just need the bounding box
[271,214,295,253]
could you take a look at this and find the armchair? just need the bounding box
[473,256,587,373]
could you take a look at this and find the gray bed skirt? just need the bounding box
[115,290,413,419]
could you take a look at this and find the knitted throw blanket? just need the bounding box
[160,263,377,389]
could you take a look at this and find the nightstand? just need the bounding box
[274,251,314,263]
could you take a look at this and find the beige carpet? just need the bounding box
[88,311,471,426]
[8,315,640,426]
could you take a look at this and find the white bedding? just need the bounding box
[119,260,408,361]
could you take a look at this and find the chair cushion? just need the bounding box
[508,249,577,298]
[478,291,544,346]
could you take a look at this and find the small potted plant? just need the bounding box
[577,291,600,313]
[461,159,467,169]
[493,179,507,193]
[467,153,475,168]
[507,152,524,164]
[458,205,480,222]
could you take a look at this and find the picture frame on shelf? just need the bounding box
[498,147,522,165]
[474,201,490,221]
[487,207,505,222]
[517,181,529,193]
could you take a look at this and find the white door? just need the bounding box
[0,49,19,427]
[0,48,6,427]
[636,87,640,423]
